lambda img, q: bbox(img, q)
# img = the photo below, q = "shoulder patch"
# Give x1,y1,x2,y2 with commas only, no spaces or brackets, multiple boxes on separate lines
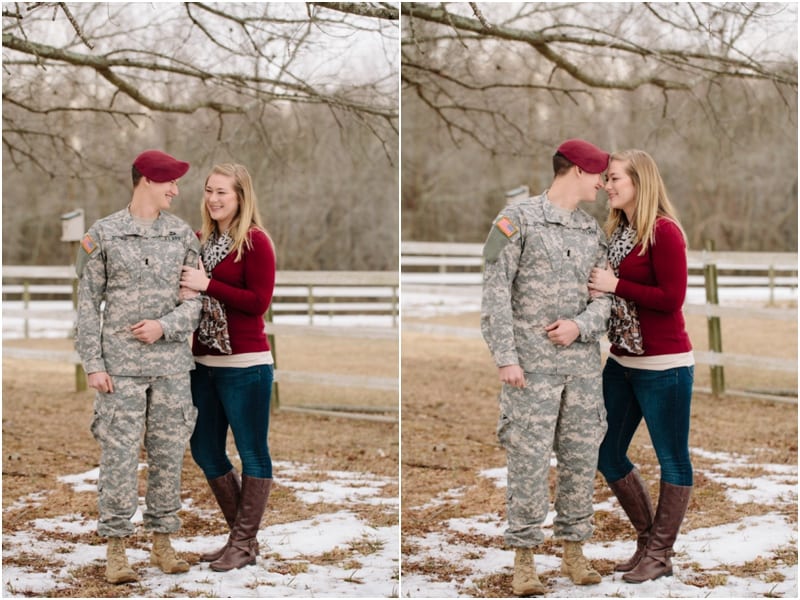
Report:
81,234,98,255
495,216,518,238
483,214,520,262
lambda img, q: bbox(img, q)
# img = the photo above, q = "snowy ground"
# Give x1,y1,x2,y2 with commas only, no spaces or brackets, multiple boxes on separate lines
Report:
2,460,399,598
402,448,798,598
401,281,797,597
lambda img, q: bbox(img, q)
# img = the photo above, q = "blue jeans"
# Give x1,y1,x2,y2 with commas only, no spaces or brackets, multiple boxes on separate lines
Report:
190,363,273,480
597,358,694,486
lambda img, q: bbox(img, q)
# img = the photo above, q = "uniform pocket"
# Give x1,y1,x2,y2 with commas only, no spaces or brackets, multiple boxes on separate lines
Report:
181,400,199,440
103,237,138,287
90,400,116,443
151,240,186,288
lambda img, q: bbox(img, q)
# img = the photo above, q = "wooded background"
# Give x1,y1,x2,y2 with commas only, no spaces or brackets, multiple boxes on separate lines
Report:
2,2,399,269
401,3,798,252
3,3,798,268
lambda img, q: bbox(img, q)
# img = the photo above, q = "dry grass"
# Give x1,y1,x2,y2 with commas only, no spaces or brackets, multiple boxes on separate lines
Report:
400,308,797,592
2,333,398,597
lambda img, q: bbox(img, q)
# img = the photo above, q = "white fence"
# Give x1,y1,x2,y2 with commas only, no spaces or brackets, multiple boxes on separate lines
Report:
401,241,797,402
402,241,797,298
2,266,399,421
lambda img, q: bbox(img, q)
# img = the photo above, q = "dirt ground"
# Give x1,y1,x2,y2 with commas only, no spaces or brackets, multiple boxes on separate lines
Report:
2,307,797,596
1,333,398,597
401,310,797,595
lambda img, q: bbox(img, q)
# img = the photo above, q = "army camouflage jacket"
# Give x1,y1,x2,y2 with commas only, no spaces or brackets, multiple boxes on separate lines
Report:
75,208,202,377
480,192,611,375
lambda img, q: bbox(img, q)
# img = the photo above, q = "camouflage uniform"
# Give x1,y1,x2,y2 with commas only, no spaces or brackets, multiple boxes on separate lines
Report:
76,208,201,538
481,192,611,548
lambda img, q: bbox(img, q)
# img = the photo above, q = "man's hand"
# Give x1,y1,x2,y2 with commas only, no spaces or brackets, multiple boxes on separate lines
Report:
179,286,200,301
87,371,114,393
499,364,526,388
545,319,580,347
131,320,164,344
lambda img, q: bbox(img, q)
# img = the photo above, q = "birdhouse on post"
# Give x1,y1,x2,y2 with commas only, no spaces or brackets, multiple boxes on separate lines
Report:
505,185,530,205
60,209,85,242
61,208,87,392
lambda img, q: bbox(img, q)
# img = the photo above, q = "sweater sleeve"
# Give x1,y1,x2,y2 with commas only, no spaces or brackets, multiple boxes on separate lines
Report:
614,219,688,312
206,229,276,316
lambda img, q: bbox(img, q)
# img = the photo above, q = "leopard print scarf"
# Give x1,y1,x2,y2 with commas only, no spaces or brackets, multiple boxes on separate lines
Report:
607,224,645,355
197,231,233,354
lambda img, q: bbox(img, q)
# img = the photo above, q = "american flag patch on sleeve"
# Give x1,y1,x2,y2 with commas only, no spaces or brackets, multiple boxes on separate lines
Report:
495,216,518,238
81,234,97,255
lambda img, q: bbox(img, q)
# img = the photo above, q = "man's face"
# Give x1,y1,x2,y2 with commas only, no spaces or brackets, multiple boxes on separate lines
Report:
148,179,180,211
579,168,605,203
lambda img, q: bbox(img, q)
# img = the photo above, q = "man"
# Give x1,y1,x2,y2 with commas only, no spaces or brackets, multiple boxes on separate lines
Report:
481,139,612,596
76,150,202,584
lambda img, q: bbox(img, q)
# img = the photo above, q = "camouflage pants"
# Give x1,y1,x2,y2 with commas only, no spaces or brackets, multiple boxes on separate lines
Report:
497,373,607,547
91,373,197,538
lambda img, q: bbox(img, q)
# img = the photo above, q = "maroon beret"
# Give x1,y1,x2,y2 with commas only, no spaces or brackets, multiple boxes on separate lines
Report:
556,139,609,174
133,150,190,183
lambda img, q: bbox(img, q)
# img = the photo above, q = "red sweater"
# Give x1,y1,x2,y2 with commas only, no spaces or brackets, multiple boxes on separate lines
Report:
612,218,692,358
192,228,276,356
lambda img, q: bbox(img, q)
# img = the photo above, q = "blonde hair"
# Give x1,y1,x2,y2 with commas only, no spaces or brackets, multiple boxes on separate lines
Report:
200,163,273,262
604,149,686,255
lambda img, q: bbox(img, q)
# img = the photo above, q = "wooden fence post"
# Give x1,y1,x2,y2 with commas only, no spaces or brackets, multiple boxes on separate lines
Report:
391,285,398,327
768,264,776,307
23,281,30,339
307,284,314,325
72,277,87,392
704,240,725,397
266,305,279,412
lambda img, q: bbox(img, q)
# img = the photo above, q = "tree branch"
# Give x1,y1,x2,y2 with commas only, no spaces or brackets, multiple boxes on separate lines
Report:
308,2,399,21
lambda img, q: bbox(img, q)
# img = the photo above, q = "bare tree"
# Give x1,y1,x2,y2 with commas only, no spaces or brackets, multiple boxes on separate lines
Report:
401,2,797,152
2,3,399,269
400,3,797,251
3,2,399,176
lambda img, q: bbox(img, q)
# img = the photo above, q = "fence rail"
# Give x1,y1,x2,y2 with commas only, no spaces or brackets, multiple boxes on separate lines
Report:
401,242,797,403
401,241,798,290
2,266,399,421
2,267,399,325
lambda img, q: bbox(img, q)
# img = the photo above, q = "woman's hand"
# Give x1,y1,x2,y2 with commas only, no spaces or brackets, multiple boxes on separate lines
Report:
181,257,210,292
588,264,619,294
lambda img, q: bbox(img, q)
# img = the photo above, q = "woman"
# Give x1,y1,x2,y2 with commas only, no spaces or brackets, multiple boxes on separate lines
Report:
180,163,276,572
587,149,694,583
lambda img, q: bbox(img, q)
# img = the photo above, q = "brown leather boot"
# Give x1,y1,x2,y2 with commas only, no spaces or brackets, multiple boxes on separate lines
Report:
200,470,242,562
623,482,692,583
608,468,654,572
210,476,272,572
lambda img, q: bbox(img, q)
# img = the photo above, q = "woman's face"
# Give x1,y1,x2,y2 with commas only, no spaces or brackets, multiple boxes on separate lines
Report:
205,173,239,231
605,159,637,219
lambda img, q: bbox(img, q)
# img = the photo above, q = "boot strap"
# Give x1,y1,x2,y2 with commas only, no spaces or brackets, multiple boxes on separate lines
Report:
643,547,673,565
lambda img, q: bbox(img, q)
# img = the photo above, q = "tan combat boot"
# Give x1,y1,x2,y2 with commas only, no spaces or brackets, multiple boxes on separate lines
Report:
512,547,546,596
561,540,601,585
105,537,139,584
150,532,190,574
